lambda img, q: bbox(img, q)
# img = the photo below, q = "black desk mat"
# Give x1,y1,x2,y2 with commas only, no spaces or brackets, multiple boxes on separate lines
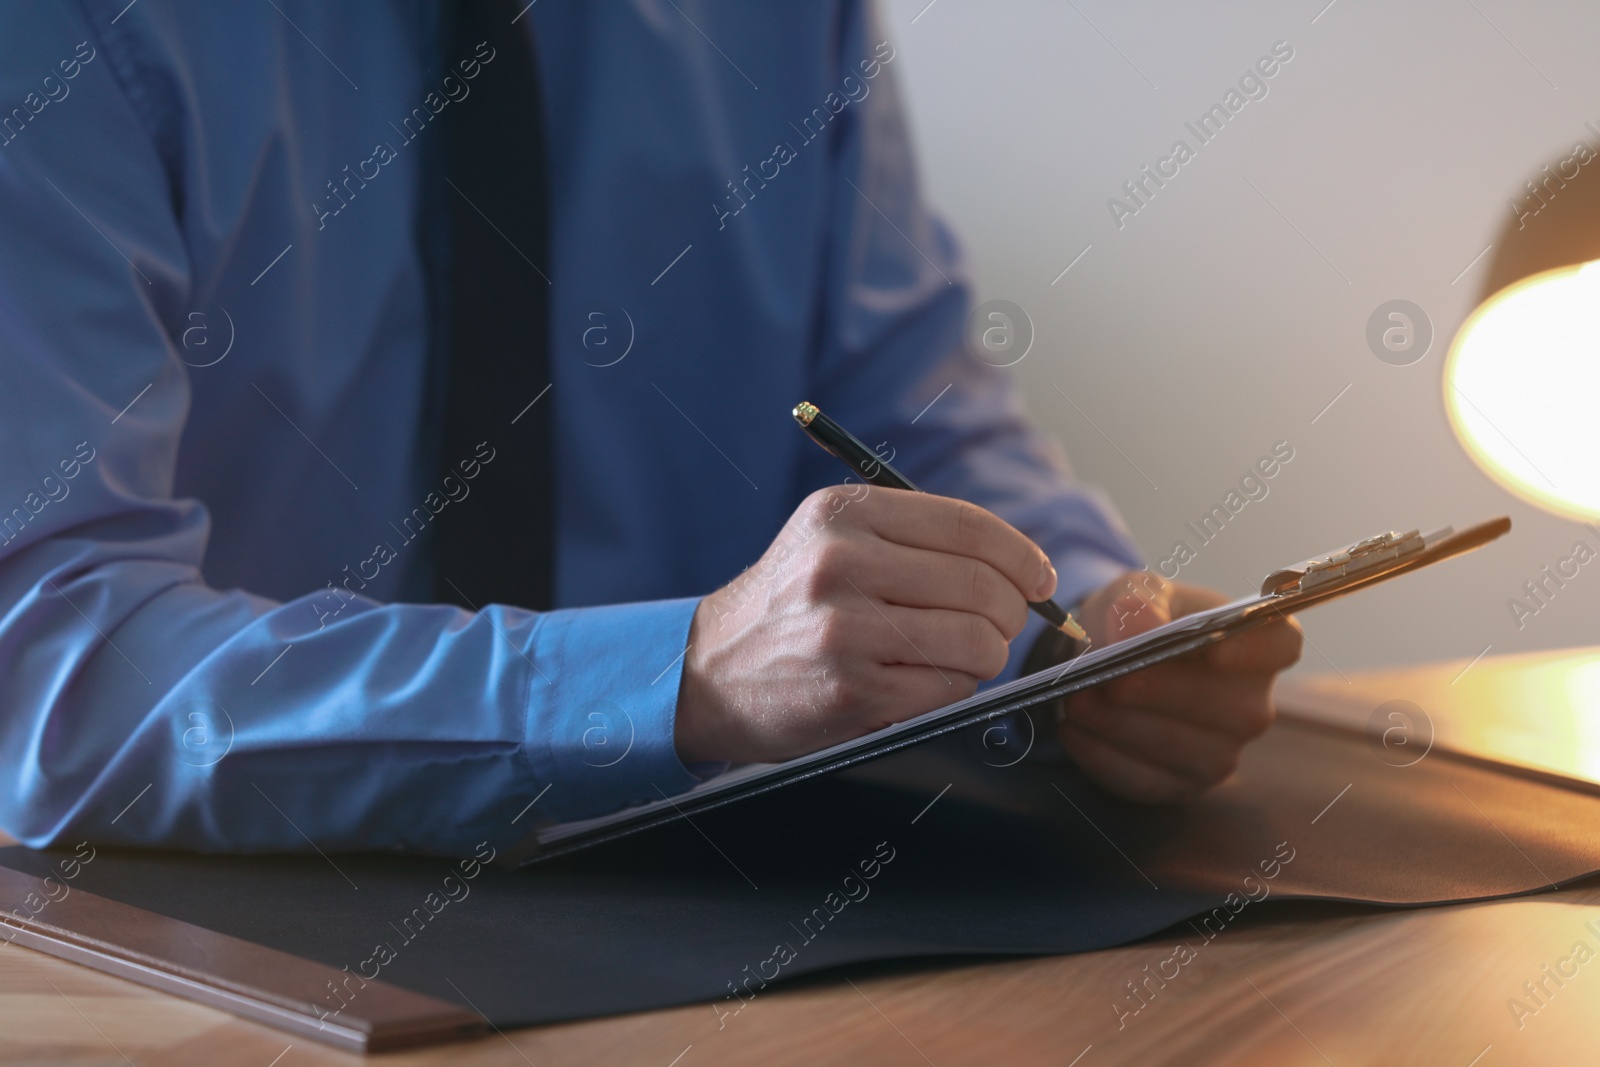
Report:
5,717,1599,1028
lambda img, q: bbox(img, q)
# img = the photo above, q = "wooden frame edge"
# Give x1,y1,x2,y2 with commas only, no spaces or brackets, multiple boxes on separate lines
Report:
0,864,486,1052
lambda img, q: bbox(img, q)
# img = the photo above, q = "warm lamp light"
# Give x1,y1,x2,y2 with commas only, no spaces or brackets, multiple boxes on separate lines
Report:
1444,258,1600,521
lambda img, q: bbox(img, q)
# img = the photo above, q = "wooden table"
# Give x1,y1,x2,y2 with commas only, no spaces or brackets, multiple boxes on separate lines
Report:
8,650,1600,1066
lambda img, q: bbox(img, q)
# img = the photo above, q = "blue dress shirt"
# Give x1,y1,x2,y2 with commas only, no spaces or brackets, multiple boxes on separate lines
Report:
0,0,1141,854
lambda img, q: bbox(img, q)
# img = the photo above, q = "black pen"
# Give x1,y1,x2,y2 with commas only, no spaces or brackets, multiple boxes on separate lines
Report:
792,401,1089,642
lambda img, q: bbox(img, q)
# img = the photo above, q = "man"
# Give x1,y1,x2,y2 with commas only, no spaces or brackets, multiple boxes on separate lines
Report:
0,1,1298,855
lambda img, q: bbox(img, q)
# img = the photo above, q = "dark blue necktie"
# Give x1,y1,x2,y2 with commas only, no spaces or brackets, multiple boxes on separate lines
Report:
433,0,554,612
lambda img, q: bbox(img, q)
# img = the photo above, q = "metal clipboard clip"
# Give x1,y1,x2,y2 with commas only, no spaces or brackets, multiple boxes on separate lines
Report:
1259,528,1434,597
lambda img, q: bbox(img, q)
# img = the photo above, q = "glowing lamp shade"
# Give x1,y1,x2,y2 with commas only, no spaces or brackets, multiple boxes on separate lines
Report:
1444,259,1600,521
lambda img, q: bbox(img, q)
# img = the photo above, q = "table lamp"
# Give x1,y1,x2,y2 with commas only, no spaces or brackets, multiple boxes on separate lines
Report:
1444,150,1600,521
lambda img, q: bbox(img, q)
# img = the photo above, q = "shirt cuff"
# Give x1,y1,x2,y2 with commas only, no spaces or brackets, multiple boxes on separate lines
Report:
524,596,705,825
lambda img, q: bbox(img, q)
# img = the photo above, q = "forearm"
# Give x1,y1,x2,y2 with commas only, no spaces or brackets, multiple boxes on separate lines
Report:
0,531,703,854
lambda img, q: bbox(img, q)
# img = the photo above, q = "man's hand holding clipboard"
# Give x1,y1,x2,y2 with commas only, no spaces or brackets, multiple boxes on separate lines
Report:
1058,573,1303,805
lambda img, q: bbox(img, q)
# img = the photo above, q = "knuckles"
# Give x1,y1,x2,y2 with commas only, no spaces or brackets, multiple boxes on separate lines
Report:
953,559,1030,643
809,664,858,715
764,490,1041,739
791,531,861,604
811,607,861,664
807,535,857,581
944,498,984,558
796,487,866,533
966,615,1010,679
795,488,841,527
961,558,1027,640
1002,597,1030,641
963,555,989,614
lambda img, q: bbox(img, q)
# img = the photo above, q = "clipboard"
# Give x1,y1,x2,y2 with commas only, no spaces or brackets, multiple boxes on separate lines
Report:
510,516,1511,865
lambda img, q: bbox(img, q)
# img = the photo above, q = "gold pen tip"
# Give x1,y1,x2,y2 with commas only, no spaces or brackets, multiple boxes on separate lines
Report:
1059,615,1088,642
792,401,820,427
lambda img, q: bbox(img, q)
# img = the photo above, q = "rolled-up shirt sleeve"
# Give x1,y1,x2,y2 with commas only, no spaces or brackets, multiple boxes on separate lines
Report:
0,3,701,856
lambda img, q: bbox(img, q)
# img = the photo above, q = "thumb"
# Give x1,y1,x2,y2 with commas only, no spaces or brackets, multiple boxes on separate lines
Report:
1091,571,1172,645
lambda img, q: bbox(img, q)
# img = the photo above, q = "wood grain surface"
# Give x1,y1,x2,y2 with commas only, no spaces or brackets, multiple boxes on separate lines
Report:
7,650,1600,1066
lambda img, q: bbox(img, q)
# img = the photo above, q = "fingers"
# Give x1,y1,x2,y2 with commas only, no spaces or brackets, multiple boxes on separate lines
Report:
1206,616,1303,673
869,664,980,725
1057,721,1209,804
781,663,979,761
825,538,1031,641
1062,697,1248,785
1166,582,1230,616
1051,575,1298,805
842,602,1012,681
1104,579,1170,640
1093,661,1278,738
815,663,979,751
850,488,1057,604
1082,570,1172,645
1081,575,1303,676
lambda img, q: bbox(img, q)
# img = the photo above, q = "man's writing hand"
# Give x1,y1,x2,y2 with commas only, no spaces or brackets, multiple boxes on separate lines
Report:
674,486,1056,765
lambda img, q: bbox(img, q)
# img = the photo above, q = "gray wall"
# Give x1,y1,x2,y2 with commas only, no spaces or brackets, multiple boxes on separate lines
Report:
883,0,1600,676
